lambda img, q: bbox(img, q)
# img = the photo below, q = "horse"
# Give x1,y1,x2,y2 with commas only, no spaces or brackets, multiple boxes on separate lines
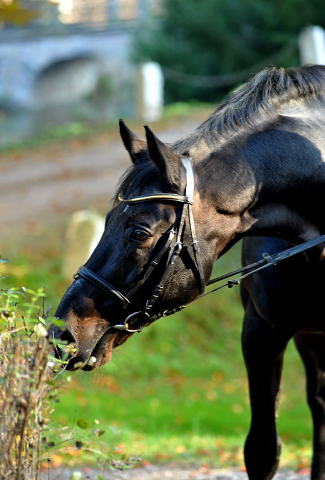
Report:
52,64,325,480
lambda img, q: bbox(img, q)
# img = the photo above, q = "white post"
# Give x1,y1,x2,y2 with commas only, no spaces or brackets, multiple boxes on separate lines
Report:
137,62,164,121
299,26,325,65
62,210,105,281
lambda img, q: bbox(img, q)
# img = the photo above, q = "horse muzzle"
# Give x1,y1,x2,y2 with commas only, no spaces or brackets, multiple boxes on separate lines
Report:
48,313,119,371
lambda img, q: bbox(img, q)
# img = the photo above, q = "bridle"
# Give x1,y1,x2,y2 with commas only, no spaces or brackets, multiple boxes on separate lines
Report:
73,158,206,333
73,156,325,335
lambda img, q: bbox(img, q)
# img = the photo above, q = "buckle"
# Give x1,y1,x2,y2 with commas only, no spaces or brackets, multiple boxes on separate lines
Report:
262,252,276,265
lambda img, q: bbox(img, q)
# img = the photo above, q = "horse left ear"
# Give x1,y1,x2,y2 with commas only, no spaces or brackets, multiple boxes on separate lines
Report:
119,119,147,164
144,125,184,189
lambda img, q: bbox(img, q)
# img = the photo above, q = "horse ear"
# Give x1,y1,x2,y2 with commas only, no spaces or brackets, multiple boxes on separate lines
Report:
144,125,184,189
119,119,147,164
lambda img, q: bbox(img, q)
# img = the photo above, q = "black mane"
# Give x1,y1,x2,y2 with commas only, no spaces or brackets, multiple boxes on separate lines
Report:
172,65,325,152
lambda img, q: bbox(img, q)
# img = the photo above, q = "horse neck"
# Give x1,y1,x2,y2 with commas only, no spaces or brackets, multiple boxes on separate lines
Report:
195,124,325,248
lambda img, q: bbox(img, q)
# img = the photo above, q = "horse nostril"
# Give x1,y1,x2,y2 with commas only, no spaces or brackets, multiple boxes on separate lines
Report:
48,325,76,361
60,328,76,345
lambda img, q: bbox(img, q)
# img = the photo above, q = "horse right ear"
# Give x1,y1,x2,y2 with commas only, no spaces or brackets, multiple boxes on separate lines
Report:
144,125,185,190
119,119,147,164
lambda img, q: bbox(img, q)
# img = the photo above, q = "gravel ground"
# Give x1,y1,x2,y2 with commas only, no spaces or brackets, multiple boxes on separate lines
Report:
0,117,202,242
41,465,309,480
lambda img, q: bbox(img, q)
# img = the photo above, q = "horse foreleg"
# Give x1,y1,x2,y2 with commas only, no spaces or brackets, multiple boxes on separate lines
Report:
242,301,288,480
294,331,325,480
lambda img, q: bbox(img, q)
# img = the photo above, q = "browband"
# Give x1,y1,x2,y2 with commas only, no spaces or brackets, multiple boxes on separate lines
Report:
118,193,193,204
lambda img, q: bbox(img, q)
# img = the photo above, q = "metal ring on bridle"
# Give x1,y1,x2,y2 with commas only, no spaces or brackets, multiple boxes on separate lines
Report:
113,311,144,332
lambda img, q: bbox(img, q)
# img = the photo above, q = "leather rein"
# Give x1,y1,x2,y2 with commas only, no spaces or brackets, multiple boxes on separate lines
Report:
73,157,325,333
73,158,205,333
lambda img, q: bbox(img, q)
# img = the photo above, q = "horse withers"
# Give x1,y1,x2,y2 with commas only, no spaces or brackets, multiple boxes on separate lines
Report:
51,65,325,480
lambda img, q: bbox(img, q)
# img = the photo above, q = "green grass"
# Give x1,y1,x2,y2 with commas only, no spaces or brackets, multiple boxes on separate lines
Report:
0,238,313,471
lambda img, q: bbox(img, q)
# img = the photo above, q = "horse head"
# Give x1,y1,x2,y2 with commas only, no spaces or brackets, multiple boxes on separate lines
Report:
51,121,219,370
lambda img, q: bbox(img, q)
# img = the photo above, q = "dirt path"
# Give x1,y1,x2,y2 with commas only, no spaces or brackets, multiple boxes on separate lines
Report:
41,465,309,480
43,465,308,480
0,118,200,249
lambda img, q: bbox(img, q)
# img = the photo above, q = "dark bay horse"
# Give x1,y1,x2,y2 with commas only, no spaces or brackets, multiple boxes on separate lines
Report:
53,65,325,480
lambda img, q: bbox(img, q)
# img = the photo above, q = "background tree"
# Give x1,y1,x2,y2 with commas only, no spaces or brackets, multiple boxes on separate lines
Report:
0,0,59,28
134,0,325,103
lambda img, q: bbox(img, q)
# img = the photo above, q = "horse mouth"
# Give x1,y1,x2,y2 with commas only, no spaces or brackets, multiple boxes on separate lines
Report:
49,309,135,371
60,325,131,371
57,327,113,371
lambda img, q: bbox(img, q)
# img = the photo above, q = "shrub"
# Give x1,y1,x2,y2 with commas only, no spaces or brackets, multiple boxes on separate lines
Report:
0,256,140,478
0,256,66,479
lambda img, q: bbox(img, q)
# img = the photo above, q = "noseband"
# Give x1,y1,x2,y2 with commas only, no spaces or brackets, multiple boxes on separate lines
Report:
73,158,206,333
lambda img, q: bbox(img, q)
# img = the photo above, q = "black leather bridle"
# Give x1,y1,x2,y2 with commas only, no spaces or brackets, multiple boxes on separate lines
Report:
73,158,206,333
72,154,325,336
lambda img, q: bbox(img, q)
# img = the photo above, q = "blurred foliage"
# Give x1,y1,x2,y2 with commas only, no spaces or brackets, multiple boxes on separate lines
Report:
0,1,38,25
0,0,59,28
0,259,141,477
0,275,60,479
134,0,325,102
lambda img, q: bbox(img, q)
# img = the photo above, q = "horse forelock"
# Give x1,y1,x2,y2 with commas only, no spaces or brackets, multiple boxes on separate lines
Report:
113,157,158,204
172,65,325,152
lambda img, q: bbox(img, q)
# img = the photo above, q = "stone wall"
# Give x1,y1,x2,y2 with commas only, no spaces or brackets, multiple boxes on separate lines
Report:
0,28,134,109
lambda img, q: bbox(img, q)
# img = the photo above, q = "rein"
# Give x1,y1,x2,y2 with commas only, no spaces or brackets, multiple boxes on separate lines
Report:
73,157,325,334
201,233,325,297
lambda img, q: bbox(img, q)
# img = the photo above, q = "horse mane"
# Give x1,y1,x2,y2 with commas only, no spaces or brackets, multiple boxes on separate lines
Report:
113,158,157,204
172,64,325,151
114,65,325,197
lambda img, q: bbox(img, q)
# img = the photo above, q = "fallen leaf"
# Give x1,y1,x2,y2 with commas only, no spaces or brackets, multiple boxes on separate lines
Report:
174,445,186,454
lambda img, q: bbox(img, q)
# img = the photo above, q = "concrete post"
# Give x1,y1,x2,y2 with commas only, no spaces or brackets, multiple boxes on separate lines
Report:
137,61,164,122
299,26,325,65
62,210,105,281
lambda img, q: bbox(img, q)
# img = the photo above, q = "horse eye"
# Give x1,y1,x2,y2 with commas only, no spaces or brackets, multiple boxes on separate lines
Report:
133,230,149,242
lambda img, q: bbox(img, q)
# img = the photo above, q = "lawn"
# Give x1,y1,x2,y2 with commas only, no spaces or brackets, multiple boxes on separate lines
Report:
1,233,313,472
